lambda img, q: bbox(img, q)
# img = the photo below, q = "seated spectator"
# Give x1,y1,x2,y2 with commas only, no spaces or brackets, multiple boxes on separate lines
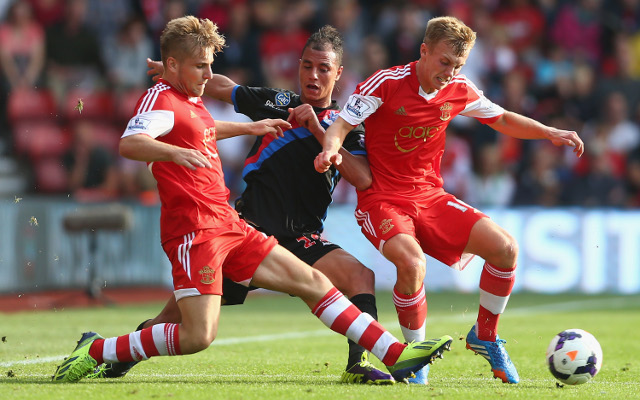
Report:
625,149,640,207
257,1,310,90
602,91,640,158
103,16,153,92
118,157,159,205
441,127,473,201
63,120,118,202
0,1,45,90
85,0,134,49
384,2,428,67
45,0,107,106
197,0,234,33
566,145,627,207
467,143,516,208
492,0,545,58
25,0,64,28
580,91,639,179
550,0,603,66
511,141,566,206
0,1,45,146
207,2,263,86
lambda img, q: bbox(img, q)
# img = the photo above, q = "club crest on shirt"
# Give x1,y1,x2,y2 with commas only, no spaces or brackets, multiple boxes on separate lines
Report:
275,92,291,106
199,266,216,284
379,218,394,235
322,110,339,125
439,102,452,121
128,116,151,130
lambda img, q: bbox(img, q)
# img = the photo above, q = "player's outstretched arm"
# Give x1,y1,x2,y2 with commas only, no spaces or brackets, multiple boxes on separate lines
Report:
288,105,371,190
314,117,355,173
120,134,212,170
334,153,371,191
146,58,236,104
216,119,290,140
489,111,584,157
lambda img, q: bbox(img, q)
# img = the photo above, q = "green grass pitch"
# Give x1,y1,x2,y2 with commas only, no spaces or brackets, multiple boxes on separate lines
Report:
1,291,639,400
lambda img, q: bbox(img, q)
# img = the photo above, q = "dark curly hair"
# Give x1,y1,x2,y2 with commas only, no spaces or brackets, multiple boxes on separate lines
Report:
302,25,344,66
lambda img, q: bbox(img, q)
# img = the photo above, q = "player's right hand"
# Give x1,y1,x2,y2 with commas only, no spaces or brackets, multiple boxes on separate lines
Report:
146,58,164,82
314,151,342,173
172,148,212,170
288,105,325,143
287,105,321,129
250,118,290,138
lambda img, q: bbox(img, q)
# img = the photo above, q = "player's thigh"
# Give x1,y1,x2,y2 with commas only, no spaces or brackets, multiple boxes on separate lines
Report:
222,221,277,286
311,248,375,296
250,245,333,306
464,217,518,266
381,233,426,270
176,294,222,347
414,195,485,269
163,231,228,297
355,201,416,253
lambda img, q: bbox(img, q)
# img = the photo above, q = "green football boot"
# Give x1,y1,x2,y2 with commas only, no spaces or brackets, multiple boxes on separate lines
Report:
52,332,103,383
386,335,453,382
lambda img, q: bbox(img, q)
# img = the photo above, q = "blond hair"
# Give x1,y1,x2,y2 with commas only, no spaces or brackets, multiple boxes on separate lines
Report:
423,16,476,57
160,16,225,64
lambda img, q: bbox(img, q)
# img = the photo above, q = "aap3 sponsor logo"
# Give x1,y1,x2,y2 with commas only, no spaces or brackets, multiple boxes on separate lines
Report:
394,125,440,153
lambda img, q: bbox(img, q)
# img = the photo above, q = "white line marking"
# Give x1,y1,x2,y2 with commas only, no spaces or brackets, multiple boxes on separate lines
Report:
1,297,634,368
8,372,640,386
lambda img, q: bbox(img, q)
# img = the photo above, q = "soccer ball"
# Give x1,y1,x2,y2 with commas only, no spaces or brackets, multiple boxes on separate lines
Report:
546,328,603,385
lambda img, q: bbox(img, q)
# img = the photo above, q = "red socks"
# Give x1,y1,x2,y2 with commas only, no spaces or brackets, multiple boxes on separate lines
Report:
477,263,516,341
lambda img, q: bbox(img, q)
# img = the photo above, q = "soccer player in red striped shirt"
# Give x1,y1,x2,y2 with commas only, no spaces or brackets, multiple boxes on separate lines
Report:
52,16,453,384
315,16,584,384
93,26,397,385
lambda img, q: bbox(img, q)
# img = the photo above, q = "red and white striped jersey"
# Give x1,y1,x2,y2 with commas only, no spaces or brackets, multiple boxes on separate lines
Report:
339,61,504,203
122,79,237,244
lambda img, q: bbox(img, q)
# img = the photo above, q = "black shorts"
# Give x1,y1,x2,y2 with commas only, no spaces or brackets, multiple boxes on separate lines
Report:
221,232,341,305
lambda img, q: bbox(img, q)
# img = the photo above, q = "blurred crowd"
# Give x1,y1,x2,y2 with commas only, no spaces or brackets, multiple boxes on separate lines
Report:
1,0,640,208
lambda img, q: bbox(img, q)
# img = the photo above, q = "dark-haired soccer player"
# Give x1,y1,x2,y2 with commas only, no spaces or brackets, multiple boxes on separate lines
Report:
53,16,454,384
88,25,415,385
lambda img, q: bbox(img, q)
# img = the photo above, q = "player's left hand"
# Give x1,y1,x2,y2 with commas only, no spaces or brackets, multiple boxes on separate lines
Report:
250,119,290,138
546,128,584,157
146,58,164,82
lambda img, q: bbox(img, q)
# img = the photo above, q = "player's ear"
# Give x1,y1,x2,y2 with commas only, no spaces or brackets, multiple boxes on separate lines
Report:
420,43,428,58
167,57,178,73
335,65,343,82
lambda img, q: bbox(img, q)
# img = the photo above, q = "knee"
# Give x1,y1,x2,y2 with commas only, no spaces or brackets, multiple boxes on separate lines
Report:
192,331,217,353
182,327,217,353
337,266,375,297
393,254,426,281
497,233,518,269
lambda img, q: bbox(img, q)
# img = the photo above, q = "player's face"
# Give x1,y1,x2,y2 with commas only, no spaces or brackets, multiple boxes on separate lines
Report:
171,48,214,98
416,41,468,94
298,47,343,108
